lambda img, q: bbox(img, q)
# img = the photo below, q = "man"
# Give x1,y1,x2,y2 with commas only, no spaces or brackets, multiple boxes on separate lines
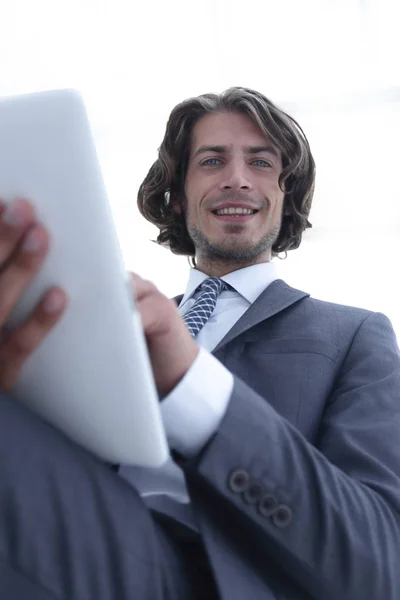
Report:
0,87,399,599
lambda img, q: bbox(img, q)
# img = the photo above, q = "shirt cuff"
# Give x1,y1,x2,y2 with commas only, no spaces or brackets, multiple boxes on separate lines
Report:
160,347,234,457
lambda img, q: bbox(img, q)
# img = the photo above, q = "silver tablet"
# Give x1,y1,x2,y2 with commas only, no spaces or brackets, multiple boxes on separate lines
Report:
0,89,168,467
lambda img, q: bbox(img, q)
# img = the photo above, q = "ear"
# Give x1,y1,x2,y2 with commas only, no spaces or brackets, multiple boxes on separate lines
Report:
165,190,182,214
283,205,292,216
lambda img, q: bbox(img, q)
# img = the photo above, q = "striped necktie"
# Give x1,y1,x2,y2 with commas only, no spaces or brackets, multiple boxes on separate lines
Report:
183,277,228,337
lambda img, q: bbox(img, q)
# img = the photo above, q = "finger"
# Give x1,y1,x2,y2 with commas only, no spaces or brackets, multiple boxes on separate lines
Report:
0,288,67,392
0,224,49,327
0,198,36,266
136,293,177,337
130,273,160,303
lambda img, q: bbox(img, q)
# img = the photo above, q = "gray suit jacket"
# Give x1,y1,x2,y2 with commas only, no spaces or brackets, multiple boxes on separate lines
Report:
174,279,400,599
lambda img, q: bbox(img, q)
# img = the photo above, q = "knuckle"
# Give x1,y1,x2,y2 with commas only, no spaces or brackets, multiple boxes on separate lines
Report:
144,279,158,293
12,249,45,271
7,328,39,357
0,226,20,245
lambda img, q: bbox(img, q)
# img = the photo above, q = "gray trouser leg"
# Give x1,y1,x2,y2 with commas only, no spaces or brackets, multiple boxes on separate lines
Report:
0,393,195,600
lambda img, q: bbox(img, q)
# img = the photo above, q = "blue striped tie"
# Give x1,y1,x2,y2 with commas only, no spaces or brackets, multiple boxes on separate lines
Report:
183,278,228,337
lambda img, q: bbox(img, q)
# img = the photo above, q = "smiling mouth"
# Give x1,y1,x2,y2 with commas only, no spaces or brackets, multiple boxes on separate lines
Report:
212,207,259,216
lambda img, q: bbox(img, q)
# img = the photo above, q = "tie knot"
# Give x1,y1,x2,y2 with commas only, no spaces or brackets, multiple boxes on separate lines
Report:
199,277,228,295
182,277,229,338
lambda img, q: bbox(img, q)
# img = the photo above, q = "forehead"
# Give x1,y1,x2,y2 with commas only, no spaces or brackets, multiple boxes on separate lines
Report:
190,111,273,152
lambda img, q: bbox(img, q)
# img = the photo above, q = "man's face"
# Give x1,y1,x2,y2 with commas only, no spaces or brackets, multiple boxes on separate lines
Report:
183,111,285,270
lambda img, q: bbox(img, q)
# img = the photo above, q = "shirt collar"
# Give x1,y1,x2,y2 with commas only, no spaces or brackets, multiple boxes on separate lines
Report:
179,261,279,307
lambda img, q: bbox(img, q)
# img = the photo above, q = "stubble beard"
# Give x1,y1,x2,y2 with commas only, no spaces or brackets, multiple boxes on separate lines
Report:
187,221,282,263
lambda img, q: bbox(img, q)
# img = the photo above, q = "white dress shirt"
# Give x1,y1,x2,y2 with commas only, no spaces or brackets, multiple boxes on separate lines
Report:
120,261,278,507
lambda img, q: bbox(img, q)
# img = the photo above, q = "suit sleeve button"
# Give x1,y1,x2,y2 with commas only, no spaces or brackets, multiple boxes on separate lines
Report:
272,504,292,528
258,494,278,517
243,483,263,504
228,469,250,493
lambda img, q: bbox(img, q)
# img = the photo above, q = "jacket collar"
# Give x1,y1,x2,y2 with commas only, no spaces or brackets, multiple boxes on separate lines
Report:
174,279,309,352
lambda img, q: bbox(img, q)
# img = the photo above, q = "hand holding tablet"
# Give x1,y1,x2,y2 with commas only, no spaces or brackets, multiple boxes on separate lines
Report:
0,197,67,392
0,89,168,467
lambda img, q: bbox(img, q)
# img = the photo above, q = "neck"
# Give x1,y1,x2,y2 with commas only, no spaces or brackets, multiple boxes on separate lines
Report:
195,254,271,278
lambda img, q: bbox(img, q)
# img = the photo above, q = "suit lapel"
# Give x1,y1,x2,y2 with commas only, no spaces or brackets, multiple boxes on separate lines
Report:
212,279,309,352
174,279,309,353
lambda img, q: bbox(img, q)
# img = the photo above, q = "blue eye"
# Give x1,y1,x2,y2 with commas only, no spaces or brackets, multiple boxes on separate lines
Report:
252,159,271,168
202,158,222,166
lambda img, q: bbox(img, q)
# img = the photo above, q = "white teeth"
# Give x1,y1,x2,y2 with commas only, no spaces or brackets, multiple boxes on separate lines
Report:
215,207,255,215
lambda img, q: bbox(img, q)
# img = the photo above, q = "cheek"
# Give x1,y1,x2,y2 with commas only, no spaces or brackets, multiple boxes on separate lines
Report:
183,199,201,229
268,192,285,222
184,187,209,220
186,169,217,204
270,182,285,206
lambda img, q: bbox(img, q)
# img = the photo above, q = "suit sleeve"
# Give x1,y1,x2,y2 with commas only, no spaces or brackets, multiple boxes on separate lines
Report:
181,312,400,600
161,347,234,456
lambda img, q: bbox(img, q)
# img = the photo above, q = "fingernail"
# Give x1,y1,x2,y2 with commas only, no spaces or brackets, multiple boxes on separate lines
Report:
43,290,65,313
2,200,27,227
21,228,44,252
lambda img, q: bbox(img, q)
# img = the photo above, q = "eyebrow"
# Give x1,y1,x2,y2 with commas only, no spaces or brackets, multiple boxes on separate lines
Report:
193,144,280,158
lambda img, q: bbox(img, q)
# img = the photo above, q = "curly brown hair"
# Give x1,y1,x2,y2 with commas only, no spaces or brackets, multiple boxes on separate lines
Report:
137,86,315,259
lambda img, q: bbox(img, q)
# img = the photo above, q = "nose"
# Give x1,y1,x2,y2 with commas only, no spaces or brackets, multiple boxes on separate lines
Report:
219,162,253,193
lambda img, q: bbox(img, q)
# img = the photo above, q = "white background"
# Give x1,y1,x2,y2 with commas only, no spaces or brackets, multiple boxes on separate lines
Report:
1,0,399,338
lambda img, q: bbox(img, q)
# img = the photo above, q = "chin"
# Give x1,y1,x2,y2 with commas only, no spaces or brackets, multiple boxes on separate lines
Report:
207,243,266,262
189,225,272,261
